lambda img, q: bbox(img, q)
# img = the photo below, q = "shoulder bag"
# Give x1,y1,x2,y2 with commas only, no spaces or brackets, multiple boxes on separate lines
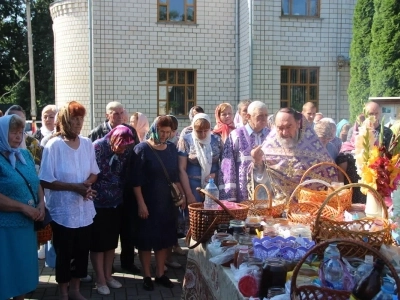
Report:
146,142,184,207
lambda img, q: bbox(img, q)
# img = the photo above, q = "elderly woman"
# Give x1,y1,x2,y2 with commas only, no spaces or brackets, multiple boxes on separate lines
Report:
34,104,58,142
130,112,149,142
133,116,184,291
336,119,351,143
5,105,42,167
179,105,204,137
314,118,337,160
39,101,100,300
213,103,235,143
178,113,223,204
0,115,45,300
90,125,134,295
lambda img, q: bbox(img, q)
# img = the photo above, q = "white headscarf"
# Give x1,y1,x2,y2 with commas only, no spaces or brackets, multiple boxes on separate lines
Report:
191,113,212,187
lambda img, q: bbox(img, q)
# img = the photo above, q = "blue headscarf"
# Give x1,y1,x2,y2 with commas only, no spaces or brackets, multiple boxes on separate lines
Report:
0,115,27,168
145,116,164,144
336,119,350,137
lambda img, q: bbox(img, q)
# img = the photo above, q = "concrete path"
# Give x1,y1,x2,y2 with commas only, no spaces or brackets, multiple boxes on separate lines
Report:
26,240,188,300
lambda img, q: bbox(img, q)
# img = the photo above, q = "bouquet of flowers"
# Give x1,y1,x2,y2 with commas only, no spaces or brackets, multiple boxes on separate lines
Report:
354,116,400,197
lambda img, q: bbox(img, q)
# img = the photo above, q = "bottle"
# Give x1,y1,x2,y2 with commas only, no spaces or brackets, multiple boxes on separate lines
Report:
350,258,385,300
236,248,249,269
371,282,395,300
323,243,341,262
354,255,374,284
204,178,219,210
323,256,344,290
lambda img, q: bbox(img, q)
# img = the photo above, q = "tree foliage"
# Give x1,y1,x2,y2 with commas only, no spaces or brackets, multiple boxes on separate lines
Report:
348,0,375,122
369,0,400,97
0,0,54,119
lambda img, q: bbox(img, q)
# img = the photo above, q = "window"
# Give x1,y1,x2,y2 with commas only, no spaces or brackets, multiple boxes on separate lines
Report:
158,0,196,22
158,69,196,116
281,0,319,17
280,67,319,111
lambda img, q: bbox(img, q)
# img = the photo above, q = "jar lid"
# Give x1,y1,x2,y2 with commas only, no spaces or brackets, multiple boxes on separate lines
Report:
230,219,245,226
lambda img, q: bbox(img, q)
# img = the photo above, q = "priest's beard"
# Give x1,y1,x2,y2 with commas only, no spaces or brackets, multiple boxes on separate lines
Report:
278,132,299,149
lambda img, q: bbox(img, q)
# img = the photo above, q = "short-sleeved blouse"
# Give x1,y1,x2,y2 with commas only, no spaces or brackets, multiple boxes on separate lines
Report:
177,133,222,177
39,136,100,228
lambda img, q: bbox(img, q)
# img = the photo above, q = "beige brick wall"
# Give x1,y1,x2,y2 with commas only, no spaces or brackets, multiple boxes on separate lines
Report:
51,0,356,134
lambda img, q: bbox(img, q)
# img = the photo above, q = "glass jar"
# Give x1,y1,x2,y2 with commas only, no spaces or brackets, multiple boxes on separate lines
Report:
259,258,288,299
217,223,229,233
228,219,246,240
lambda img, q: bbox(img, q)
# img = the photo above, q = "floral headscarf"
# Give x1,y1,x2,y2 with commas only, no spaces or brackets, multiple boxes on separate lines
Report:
213,103,235,142
0,115,27,168
105,125,134,152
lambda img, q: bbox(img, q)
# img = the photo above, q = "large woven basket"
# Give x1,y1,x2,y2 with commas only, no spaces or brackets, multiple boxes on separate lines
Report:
241,184,285,217
187,188,248,248
37,224,52,244
312,183,392,258
285,179,341,225
290,238,400,300
298,162,352,213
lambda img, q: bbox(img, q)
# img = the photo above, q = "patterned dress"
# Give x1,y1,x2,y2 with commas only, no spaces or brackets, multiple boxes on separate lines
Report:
219,125,270,202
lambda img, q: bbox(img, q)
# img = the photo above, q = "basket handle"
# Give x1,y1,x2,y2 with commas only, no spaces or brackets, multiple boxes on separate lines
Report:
300,161,353,186
252,184,274,210
285,179,334,211
185,216,220,249
196,187,236,219
290,238,400,299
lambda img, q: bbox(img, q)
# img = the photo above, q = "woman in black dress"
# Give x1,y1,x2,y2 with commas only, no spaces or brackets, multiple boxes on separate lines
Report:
133,116,185,291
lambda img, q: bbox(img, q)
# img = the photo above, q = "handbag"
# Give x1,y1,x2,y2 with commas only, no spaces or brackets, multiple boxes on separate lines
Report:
0,152,51,230
146,142,184,206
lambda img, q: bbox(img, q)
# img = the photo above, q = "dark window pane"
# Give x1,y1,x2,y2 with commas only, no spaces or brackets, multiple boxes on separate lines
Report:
281,68,288,83
187,86,194,100
282,0,289,15
168,86,185,115
292,0,306,15
169,0,184,21
290,69,297,83
159,70,167,84
178,71,185,84
300,69,307,84
310,86,318,100
310,69,318,84
290,86,306,111
159,6,167,21
188,101,195,110
281,86,288,100
168,71,176,84
187,71,195,84
187,7,194,21
280,101,288,108
310,0,318,16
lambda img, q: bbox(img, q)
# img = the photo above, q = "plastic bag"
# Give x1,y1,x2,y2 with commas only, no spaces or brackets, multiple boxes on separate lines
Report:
209,246,236,265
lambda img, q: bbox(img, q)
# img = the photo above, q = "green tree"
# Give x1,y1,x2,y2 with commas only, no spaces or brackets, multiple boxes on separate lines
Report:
369,0,400,97
0,0,54,119
348,0,375,122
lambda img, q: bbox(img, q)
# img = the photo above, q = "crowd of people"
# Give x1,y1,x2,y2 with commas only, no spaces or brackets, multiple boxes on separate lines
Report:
0,99,397,300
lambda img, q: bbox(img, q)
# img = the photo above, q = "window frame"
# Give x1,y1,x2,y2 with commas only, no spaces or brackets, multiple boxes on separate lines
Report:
280,66,319,111
281,0,320,18
157,69,197,117
157,0,196,23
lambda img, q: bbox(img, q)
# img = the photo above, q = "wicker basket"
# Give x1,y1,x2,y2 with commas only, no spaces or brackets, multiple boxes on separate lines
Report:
285,180,341,225
298,162,352,213
313,183,392,258
241,184,285,217
290,238,400,300
187,188,248,248
37,224,52,244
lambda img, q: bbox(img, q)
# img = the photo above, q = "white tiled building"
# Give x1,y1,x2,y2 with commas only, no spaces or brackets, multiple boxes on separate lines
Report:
50,0,355,135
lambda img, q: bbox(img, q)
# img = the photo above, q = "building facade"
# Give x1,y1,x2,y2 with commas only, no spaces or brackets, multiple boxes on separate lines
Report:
50,0,355,135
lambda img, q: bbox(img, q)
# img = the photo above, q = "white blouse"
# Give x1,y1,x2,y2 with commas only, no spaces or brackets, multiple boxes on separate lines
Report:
39,136,100,228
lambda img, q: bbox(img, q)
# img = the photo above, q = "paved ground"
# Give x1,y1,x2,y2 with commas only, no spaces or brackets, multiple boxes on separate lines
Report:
26,239,188,300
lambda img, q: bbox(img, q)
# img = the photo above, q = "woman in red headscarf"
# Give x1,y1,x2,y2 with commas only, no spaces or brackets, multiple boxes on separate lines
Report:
213,103,236,143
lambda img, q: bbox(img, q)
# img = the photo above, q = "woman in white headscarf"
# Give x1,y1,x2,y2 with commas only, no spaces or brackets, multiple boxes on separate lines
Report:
178,113,223,204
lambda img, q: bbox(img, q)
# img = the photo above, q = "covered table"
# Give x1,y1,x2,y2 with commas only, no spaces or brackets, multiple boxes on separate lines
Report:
181,240,247,300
